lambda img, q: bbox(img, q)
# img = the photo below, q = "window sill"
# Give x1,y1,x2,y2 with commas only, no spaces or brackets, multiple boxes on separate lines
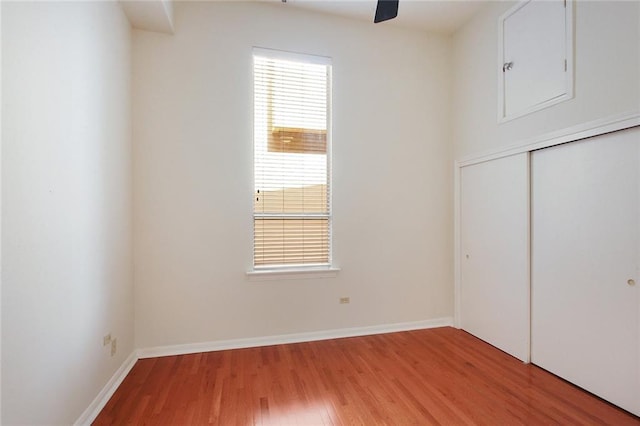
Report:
246,266,340,281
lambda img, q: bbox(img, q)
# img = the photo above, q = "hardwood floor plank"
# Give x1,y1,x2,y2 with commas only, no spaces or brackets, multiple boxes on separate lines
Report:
93,328,640,425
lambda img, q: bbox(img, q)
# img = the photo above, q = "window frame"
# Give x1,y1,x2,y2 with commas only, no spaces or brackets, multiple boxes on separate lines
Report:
250,47,336,275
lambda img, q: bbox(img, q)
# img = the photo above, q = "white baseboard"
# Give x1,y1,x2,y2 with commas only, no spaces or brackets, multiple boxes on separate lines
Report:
75,317,452,424
137,317,454,359
74,351,138,426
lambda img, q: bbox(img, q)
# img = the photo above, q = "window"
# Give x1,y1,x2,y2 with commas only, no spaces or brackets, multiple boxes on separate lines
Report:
253,48,332,269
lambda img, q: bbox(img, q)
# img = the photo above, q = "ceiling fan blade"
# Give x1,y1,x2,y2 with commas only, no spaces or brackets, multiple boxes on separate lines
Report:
374,0,399,23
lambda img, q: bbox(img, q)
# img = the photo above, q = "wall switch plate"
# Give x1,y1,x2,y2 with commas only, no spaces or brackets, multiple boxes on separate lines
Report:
103,334,111,346
111,338,117,356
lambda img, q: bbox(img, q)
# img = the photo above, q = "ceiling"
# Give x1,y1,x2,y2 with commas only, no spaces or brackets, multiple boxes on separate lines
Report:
126,0,490,35
272,0,490,34
120,0,175,34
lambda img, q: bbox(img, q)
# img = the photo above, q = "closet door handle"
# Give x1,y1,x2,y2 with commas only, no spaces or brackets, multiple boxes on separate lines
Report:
628,279,636,286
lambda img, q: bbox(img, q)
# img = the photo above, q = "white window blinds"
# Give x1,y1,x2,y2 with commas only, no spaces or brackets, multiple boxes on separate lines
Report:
253,49,332,268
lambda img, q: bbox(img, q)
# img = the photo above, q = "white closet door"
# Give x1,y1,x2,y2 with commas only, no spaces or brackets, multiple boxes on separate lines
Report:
531,127,640,416
460,153,530,362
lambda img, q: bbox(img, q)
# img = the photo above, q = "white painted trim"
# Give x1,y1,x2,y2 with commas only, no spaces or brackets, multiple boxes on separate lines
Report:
453,163,462,329
501,95,573,125
138,317,454,359
74,351,138,426
524,151,532,364
0,1,3,419
497,0,575,123
459,111,640,167
247,266,340,281
253,47,332,65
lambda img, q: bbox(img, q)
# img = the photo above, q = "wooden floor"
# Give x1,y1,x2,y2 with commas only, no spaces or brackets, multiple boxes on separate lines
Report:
94,327,639,425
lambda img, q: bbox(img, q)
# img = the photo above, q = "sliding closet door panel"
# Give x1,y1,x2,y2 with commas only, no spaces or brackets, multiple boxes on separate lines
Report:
460,153,530,362
531,127,640,416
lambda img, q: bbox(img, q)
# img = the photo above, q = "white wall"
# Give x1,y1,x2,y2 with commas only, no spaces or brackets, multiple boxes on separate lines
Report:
452,0,640,160
0,1,3,421
2,2,133,424
133,1,453,349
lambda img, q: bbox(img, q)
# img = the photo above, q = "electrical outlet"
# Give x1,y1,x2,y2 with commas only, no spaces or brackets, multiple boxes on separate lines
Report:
103,333,111,346
339,297,350,304
111,338,117,356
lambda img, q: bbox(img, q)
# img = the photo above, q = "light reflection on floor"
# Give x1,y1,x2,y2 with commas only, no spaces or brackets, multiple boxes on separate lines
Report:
254,399,337,425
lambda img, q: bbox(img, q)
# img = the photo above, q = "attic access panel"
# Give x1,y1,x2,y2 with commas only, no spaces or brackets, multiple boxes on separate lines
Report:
498,0,574,122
